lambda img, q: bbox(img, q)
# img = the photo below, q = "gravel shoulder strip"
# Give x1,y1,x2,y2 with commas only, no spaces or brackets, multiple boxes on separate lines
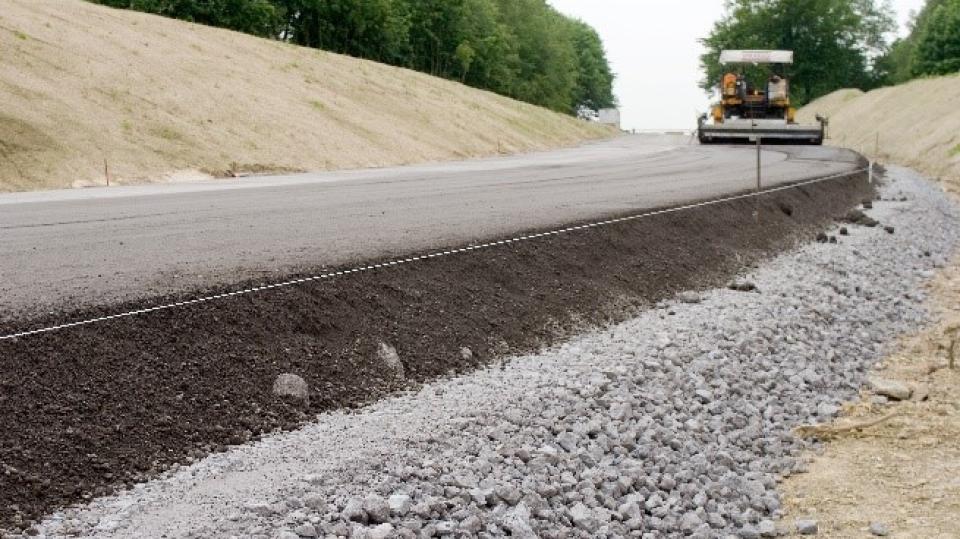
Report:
21,167,959,538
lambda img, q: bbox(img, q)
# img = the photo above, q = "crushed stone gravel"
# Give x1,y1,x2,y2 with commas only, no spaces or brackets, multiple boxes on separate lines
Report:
25,166,959,538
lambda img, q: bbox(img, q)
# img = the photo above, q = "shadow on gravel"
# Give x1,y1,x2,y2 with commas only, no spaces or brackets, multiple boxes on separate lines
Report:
0,171,872,531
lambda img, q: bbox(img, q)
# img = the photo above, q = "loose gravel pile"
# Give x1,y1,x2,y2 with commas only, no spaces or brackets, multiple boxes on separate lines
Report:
28,167,959,538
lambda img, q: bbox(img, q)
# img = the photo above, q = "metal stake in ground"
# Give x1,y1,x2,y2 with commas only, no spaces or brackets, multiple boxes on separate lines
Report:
754,136,762,222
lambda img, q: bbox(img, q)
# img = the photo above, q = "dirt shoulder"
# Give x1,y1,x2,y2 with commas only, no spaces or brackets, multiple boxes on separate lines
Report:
0,0,611,192
780,252,960,538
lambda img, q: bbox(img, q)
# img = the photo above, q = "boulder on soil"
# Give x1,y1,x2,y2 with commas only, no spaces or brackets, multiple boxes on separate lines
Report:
272,374,309,402
378,342,405,379
868,377,912,401
842,209,879,227
729,280,758,292
796,519,819,535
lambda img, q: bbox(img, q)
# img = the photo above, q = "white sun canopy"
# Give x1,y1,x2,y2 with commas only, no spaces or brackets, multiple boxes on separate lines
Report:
720,50,794,65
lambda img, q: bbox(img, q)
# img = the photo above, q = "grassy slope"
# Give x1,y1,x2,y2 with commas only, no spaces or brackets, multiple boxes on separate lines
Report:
0,0,613,192
798,74,960,192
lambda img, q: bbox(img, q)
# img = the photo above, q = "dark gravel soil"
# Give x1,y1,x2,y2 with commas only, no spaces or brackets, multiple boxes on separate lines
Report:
0,172,872,532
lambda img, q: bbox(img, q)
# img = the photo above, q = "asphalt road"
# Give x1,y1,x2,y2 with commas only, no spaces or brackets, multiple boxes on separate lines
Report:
0,135,860,320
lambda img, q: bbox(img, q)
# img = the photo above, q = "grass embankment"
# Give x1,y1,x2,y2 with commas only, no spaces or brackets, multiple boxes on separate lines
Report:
798,75,960,192
0,0,612,192
784,77,960,537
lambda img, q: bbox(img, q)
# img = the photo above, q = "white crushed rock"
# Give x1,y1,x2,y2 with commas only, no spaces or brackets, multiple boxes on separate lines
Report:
32,166,959,538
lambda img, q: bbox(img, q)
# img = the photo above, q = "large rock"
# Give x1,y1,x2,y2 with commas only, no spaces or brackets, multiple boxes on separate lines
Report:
378,342,405,379
868,377,912,401
272,373,309,402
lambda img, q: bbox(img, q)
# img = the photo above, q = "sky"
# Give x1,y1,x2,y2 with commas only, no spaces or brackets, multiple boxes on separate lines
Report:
548,0,927,131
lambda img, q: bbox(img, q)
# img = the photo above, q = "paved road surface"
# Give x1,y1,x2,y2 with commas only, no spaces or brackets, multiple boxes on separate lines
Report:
0,135,860,319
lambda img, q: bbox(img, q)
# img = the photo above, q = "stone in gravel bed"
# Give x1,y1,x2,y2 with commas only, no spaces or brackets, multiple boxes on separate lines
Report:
293,523,317,537
387,494,411,516
342,498,366,522
362,494,390,524
568,502,596,529
757,519,777,536
869,522,890,536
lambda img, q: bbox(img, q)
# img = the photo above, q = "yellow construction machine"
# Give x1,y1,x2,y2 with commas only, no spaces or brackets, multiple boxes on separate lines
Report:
698,50,826,145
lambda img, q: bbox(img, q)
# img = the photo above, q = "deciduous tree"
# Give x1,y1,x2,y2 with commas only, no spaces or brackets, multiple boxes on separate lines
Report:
700,0,895,105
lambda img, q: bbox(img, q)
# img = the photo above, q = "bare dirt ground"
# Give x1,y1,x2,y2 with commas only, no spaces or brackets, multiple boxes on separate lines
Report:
780,254,960,538
0,0,611,192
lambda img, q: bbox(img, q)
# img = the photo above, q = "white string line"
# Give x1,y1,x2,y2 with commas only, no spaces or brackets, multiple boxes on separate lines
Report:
0,168,867,342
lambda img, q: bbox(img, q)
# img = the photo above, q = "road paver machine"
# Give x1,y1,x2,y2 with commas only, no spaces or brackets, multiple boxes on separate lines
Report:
698,50,826,145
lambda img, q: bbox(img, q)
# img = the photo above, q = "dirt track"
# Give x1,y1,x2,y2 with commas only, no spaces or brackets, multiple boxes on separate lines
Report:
0,170,872,531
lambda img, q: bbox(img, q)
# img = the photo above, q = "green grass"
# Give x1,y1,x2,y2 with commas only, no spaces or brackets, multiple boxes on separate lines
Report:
949,143,960,158
309,99,326,111
14,30,28,40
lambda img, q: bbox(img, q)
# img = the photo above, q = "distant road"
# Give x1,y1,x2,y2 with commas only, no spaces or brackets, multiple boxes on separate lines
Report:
0,135,860,319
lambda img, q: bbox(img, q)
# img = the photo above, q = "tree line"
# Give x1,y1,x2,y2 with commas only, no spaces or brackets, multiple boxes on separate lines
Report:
881,0,960,84
700,0,960,107
90,0,616,114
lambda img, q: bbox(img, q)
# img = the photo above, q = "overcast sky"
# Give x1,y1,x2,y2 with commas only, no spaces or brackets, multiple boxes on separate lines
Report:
548,0,926,131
